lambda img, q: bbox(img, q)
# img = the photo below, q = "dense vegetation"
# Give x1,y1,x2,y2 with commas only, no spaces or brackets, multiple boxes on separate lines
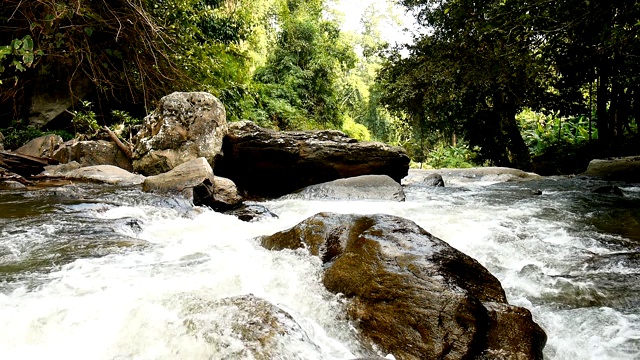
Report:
379,0,640,171
1,0,638,172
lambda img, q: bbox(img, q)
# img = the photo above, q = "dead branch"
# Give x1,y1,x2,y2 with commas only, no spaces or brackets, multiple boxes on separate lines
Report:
103,126,133,159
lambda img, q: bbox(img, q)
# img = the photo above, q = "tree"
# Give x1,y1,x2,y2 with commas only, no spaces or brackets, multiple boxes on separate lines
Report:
249,0,357,130
379,0,555,168
533,0,640,150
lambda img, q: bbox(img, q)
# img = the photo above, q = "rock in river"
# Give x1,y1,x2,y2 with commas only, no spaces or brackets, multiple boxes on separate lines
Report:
133,92,227,176
259,212,546,360
215,120,410,197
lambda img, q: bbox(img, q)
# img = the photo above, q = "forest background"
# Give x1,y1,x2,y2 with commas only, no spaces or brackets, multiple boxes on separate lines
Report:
1,0,638,174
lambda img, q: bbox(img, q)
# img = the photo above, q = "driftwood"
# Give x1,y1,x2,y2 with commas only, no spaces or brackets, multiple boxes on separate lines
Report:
103,126,133,159
0,167,34,186
0,150,59,178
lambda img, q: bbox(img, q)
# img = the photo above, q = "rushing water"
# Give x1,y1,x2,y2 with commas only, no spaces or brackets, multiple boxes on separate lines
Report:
0,176,638,359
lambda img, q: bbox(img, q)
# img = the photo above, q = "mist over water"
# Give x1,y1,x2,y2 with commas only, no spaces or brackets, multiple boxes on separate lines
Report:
0,178,638,359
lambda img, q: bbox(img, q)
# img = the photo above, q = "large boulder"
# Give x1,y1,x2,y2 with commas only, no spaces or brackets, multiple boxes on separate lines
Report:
53,139,133,171
143,157,242,210
259,213,546,360
285,175,406,201
15,134,63,158
215,121,410,197
581,156,640,183
132,92,227,176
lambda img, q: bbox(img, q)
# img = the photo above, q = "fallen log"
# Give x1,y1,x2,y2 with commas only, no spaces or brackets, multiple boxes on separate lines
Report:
0,167,34,186
0,150,59,178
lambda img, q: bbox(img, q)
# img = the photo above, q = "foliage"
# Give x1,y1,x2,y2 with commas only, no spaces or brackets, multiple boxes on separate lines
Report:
421,142,477,169
379,0,556,169
383,0,640,169
109,109,142,141
0,0,191,119
517,109,596,157
0,119,72,150
249,0,357,130
70,101,99,136
341,115,371,141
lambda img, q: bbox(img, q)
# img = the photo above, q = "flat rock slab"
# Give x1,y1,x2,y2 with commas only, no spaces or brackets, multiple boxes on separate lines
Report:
403,167,541,186
581,156,640,183
55,165,145,186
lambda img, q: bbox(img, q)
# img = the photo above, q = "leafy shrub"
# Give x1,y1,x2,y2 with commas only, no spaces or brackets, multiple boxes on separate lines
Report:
70,101,99,136
341,116,371,141
517,108,595,157
421,142,478,169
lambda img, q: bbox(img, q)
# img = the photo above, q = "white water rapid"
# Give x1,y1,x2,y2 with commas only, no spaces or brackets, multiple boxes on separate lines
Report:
0,178,638,359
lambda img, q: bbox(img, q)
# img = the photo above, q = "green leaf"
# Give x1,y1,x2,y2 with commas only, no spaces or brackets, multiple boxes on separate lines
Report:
84,27,94,37
22,36,34,51
22,53,34,66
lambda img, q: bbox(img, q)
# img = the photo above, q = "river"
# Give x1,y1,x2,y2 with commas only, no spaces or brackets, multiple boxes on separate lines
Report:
0,175,638,359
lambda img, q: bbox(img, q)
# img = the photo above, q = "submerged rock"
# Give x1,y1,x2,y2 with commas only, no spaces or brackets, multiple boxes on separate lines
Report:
215,120,410,197
224,203,279,222
260,213,546,360
592,185,624,196
286,175,405,201
133,92,227,176
179,294,316,359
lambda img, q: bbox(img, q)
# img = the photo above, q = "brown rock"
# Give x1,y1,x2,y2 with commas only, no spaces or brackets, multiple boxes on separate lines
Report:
61,165,145,186
15,134,63,158
483,302,547,360
260,213,545,360
143,158,242,210
132,92,227,176
215,121,410,197
53,140,133,171
581,156,640,182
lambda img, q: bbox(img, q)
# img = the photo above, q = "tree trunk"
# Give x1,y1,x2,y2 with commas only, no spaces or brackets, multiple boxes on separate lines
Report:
596,68,611,147
494,92,531,170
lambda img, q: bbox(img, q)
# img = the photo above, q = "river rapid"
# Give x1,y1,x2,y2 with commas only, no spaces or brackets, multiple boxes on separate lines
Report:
0,175,638,359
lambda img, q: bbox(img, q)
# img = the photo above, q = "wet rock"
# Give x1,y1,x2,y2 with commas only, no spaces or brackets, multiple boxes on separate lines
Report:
215,120,409,197
59,165,145,186
531,189,543,196
286,175,405,201
259,213,545,359
483,302,547,360
403,168,541,186
0,131,4,150
133,92,227,176
53,139,133,171
592,185,624,196
0,180,26,190
422,173,445,187
224,203,279,222
15,134,63,158
179,294,315,359
582,156,640,183
143,157,242,210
